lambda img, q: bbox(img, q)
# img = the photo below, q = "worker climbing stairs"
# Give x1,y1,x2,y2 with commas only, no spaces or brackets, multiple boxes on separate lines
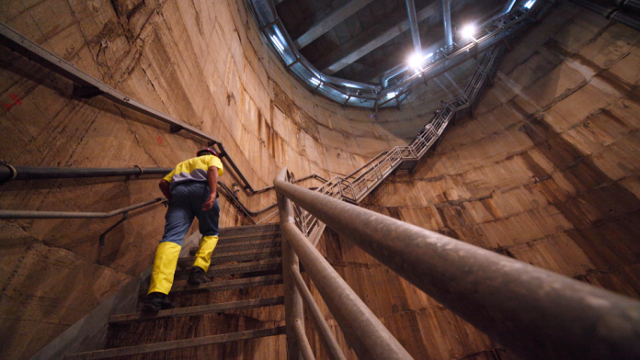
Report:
66,223,287,359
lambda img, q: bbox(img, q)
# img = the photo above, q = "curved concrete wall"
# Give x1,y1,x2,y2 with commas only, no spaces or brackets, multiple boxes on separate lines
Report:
0,0,414,357
312,3,640,359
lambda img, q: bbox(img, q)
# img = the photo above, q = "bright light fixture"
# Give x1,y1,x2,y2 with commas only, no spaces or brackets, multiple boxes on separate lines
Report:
408,53,423,69
271,36,284,52
524,0,536,9
460,24,476,39
388,92,398,98
310,77,321,86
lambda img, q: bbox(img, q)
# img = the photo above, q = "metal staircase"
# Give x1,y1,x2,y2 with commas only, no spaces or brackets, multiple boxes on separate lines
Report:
294,46,503,242
62,44,507,360
66,223,287,359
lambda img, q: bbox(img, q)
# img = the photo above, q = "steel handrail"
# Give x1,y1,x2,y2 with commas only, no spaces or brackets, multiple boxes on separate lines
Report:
276,168,414,360
0,20,500,227
0,197,165,219
274,176,640,360
0,21,327,197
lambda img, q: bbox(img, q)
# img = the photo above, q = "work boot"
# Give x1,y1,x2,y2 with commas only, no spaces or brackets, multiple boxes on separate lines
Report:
141,292,175,313
187,266,210,285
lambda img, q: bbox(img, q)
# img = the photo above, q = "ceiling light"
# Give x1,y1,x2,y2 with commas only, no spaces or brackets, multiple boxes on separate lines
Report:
460,24,477,40
408,53,423,69
310,77,321,86
524,0,536,9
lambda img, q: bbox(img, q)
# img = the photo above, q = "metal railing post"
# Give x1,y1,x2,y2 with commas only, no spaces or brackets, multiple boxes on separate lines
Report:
275,169,414,360
274,179,640,360
291,267,347,360
276,168,304,360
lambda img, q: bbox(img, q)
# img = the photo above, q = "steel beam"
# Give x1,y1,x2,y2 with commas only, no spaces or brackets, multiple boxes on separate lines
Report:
405,0,422,55
318,2,440,75
294,0,374,49
273,179,640,360
442,0,454,51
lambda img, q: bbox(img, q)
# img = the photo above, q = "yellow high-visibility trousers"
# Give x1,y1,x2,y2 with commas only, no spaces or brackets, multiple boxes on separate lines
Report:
148,242,182,295
193,235,219,272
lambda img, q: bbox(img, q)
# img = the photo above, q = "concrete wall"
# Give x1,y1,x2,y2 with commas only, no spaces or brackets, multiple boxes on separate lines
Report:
0,0,410,358
308,3,640,359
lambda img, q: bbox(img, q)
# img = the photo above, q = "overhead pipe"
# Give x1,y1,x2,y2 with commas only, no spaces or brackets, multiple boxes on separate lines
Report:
274,179,640,360
405,0,423,55
570,0,640,31
442,0,454,52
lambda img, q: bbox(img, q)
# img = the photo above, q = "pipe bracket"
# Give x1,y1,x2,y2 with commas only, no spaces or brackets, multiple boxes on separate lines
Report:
0,161,17,183
99,212,129,246
133,165,144,177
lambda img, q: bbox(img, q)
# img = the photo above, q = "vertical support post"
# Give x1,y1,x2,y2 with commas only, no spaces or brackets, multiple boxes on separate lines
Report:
405,0,422,55
442,0,454,52
277,168,304,360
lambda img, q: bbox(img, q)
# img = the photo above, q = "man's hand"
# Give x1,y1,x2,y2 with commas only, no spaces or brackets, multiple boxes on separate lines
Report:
202,192,217,211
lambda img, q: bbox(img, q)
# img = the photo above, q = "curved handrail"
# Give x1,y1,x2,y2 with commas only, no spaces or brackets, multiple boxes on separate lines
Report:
276,167,412,360
274,173,640,360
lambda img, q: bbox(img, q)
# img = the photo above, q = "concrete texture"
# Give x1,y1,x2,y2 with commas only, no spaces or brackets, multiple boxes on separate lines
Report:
1,0,639,359
305,3,640,359
0,0,410,358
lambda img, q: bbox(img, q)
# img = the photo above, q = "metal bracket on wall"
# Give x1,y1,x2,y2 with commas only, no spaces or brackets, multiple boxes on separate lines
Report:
170,125,184,134
72,83,104,99
99,212,129,246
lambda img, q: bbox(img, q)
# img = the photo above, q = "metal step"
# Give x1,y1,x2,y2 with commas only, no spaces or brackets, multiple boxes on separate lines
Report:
218,223,279,237
65,326,286,359
171,274,283,294
178,247,282,268
217,231,281,244
214,239,282,254
174,258,282,280
110,296,284,323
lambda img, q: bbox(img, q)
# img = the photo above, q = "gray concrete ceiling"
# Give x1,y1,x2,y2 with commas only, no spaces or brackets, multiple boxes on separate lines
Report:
276,0,506,84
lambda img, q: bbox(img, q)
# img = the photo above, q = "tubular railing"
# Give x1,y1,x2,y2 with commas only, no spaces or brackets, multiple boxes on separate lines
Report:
274,170,640,360
276,168,413,360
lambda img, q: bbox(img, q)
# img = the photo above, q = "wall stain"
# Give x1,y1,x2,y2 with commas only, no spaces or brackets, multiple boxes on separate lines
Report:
386,207,403,221
599,109,628,129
